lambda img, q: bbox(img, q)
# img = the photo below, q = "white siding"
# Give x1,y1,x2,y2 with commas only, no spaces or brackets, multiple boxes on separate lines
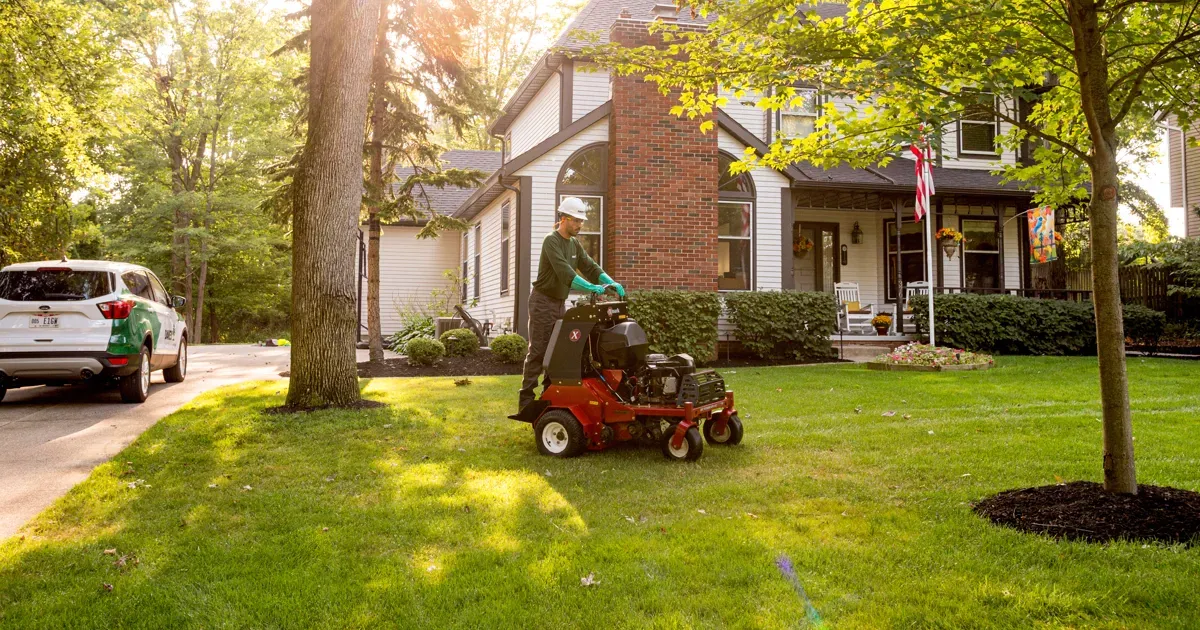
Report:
469,193,518,335
1003,211,1021,290
573,64,610,122
720,87,767,140
718,129,787,291
514,118,610,291
369,226,459,336
509,73,561,159
789,210,889,307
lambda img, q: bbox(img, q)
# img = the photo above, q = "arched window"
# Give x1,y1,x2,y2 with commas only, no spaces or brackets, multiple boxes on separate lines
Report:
557,143,608,264
718,152,755,290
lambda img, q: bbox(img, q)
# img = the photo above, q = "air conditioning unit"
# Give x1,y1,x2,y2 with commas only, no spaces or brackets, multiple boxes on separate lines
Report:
435,317,463,339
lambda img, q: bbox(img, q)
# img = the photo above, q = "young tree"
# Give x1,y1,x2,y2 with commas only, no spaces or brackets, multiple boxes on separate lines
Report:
287,0,381,408
363,0,483,361
589,0,1200,494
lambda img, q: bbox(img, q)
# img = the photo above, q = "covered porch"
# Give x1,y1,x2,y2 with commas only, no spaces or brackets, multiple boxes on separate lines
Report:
782,184,1087,336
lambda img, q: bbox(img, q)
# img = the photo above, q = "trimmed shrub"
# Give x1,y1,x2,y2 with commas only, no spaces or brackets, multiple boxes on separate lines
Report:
626,290,721,362
440,327,480,357
912,293,1167,355
723,291,838,361
1123,304,1166,348
405,338,444,366
387,315,434,354
490,333,527,363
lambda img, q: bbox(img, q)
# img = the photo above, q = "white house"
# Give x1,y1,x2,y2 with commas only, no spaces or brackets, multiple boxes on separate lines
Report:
366,0,1063,339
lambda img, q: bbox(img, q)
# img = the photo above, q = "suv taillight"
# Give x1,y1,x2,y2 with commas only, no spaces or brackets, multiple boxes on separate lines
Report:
97,299,135,319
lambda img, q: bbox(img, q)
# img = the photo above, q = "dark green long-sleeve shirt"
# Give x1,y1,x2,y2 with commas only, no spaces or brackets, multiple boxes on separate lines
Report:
532,231,603,300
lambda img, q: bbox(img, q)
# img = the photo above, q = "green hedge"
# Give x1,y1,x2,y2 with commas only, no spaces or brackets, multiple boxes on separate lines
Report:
723,291,838,361
489,333,527,363
912,293,1166,354
406,338,445,366
439,328,479,357
626,290,721,362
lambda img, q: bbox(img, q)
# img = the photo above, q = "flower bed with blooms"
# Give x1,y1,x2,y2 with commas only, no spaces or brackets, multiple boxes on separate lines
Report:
877,343,993,367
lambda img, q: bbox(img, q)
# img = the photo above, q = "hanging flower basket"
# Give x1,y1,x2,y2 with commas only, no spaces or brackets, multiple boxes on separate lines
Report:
793,235,814,258
935,227,963,260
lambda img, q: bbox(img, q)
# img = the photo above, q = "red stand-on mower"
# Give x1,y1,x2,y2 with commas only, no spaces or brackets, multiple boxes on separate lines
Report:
509,294,742,461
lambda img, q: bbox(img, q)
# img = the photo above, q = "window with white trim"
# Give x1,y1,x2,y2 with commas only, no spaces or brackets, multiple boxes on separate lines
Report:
718,152,755,291
557,143,608,266
473,223,481,300
959,93,998,154
500,200,511,295
777,88,820,139
461,232,469,303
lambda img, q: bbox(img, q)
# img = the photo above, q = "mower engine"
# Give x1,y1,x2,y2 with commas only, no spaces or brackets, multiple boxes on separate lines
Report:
511,295,744,462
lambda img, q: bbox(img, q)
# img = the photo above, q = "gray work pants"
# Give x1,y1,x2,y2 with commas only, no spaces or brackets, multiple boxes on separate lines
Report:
519,288,565,409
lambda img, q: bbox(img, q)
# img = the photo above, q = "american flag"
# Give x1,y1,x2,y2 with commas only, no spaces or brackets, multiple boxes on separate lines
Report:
910,141,936,221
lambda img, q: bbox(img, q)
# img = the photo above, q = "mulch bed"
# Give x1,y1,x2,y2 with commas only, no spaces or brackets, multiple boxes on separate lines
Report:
359,354,523,378
357,354,845,378
263,399,389,415
974,481,1200,545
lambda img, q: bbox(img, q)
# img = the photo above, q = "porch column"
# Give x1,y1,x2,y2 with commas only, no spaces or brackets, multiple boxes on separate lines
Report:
893,197,904,334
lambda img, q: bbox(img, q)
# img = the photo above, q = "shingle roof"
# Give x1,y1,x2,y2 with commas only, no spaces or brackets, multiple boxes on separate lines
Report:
389,150,501,223
554,0,847,50
790,158,1032,196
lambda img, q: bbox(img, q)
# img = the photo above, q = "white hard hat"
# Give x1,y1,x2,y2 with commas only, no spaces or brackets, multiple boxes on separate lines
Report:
557,197,588,221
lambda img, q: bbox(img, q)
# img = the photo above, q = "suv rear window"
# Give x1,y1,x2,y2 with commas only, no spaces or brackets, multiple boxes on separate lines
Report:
0,270,113,301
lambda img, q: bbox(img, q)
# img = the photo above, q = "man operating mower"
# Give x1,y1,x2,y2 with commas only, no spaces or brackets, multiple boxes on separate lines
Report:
518,197,625,411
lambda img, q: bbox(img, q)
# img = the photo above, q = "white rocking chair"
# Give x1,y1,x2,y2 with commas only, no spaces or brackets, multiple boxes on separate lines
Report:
902,281,931,332
834,282,876,334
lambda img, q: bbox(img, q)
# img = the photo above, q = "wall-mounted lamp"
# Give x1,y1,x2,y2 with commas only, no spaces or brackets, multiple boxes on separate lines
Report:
840,244,848,266
851,221,863,245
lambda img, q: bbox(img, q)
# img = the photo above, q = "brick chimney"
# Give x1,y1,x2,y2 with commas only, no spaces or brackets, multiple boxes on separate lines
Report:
606,18,718,291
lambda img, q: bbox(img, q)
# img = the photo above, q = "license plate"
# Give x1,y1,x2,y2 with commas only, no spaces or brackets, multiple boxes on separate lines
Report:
29,315,59,328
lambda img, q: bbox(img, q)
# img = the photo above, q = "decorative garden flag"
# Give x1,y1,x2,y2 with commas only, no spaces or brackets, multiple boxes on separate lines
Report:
1028,205,1057,263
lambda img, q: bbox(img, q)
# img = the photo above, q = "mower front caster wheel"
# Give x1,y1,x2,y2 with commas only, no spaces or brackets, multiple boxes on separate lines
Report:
661,425,703,461
704,413,744,446
535,410,587,458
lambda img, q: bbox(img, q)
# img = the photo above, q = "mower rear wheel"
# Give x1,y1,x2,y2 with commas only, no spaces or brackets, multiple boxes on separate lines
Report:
535,410,587,458
703,413,744,446
661,425,703,462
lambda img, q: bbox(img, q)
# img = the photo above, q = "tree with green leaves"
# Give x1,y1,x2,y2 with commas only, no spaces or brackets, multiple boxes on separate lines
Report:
589,0,1200,494
0,0,114,265
98,0,302,344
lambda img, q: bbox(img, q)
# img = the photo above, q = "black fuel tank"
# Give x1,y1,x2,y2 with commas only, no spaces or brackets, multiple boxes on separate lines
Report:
597,321,648,369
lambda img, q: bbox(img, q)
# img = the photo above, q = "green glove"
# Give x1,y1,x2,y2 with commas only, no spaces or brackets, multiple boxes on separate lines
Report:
571,275,605,294
599,273,625,298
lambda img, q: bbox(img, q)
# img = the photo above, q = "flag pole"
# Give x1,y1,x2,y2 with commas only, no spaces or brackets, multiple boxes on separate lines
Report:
925,195,936,347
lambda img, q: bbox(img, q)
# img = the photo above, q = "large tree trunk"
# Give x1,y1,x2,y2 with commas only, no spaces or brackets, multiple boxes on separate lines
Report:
1069,0,1137,494
286,0,381,408
366,2,388,363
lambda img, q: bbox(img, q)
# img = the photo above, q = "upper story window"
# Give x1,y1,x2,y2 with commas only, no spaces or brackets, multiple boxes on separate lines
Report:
777,88,820,139
959,93,998,155
718,152,755,291
557,143,608,265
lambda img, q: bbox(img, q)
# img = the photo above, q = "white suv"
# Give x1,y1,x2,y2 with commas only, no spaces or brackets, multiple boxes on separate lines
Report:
0,260,188,403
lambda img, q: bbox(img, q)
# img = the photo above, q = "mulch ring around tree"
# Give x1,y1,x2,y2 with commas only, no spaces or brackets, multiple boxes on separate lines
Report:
356,354,847,378
263,399,389,415
974,481,1200,545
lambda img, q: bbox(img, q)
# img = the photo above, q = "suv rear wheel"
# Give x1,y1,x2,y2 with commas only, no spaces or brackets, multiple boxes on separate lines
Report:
119,347,151,403
163,337,187,383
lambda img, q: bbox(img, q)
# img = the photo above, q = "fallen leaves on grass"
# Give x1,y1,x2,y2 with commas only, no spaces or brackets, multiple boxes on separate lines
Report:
101,583,113,592
881,411,896,417
580,573,600,587
454,378,472,387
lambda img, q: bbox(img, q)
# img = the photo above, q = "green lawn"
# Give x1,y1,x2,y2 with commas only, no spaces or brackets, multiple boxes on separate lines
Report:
3,357,1199,629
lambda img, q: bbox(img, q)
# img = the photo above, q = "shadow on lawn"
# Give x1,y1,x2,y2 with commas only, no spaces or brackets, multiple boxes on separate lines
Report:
0,380,816,627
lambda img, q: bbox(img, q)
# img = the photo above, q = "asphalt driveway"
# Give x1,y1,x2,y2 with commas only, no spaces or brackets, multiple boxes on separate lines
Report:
0,344,294,539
